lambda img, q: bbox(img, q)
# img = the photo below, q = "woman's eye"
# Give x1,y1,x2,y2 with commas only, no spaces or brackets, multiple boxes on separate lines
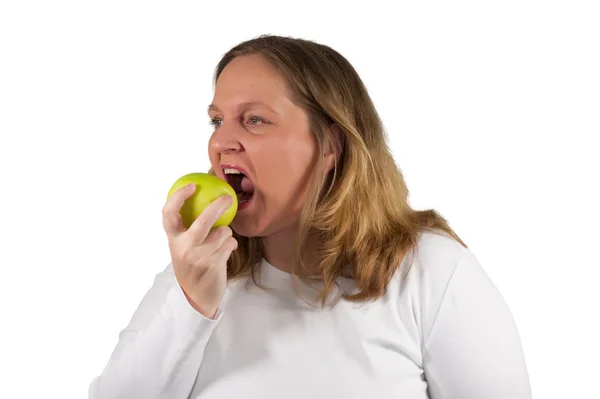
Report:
209,116,266,128
209,118,222,127
247,116,264,126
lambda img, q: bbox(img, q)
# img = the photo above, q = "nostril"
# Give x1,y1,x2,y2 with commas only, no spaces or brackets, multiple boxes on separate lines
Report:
210,129,243,152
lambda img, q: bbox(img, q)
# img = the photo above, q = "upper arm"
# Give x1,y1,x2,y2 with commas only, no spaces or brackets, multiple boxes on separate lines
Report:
422,250,532,399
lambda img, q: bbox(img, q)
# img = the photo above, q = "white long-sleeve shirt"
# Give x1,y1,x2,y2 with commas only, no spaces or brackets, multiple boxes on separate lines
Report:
89,231,531,399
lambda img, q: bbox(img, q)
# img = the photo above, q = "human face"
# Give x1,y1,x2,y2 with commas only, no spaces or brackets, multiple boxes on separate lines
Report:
208,55,317,238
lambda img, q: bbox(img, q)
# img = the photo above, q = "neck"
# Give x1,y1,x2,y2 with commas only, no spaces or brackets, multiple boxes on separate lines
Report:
261,225,318,276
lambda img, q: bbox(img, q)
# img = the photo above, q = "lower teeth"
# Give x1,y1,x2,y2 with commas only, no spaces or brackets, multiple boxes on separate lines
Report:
236,192,251,203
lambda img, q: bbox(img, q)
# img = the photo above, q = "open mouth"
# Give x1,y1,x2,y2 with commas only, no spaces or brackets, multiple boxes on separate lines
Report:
223,168,255,204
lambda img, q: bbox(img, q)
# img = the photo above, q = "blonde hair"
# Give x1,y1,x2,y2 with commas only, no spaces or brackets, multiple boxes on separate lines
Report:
210,35,467,305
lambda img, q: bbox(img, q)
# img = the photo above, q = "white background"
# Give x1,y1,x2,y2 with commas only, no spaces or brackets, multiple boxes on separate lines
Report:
1,1,598,397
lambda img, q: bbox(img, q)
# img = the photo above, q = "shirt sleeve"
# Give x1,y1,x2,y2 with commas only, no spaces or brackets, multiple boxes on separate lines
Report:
88,263,224,399
422,250,532,399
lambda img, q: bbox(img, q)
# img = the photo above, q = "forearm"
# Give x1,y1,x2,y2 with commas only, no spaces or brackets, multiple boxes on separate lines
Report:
90,281,220,399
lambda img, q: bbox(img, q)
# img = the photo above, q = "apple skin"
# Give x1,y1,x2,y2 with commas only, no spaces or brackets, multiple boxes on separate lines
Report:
167,172,238,229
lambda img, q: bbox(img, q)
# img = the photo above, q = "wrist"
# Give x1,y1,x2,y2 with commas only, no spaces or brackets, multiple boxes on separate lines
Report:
180,286,217,319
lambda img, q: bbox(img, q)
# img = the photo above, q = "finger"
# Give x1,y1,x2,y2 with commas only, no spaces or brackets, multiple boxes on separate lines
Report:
194,226,232,255
188,195,234,242
162,184,196,237
211,236,238,266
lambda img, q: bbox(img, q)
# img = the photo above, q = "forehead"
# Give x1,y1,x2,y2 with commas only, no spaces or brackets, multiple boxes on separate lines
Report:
212,55,290,110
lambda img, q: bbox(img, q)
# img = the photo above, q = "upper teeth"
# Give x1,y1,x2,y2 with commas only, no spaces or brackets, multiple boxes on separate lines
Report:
224,168,242,175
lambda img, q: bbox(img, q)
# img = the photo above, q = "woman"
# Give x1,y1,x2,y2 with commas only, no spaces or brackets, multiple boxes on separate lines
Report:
89,35,531,399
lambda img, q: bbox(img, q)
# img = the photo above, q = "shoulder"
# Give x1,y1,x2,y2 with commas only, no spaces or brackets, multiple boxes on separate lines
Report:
404,229,470,285
392,230,484,344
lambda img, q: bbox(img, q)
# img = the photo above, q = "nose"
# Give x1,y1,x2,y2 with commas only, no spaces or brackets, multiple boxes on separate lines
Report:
209,122,243,154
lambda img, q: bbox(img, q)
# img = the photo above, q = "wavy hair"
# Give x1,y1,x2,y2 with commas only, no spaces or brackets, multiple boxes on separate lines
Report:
209,35,467,305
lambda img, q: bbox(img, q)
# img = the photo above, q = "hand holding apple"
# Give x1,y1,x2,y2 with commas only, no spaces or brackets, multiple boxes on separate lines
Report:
167,172,238,229
162,173,239,319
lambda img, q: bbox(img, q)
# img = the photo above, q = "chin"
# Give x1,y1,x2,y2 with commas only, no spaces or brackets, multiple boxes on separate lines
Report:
230,218,264,238
231,215,298,240
230,216,285,239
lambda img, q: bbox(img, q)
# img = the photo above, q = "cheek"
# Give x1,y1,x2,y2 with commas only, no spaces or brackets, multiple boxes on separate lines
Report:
207,136,215,160
255,138,316,203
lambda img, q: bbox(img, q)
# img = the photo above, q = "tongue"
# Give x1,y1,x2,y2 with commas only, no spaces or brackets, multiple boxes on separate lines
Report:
240,176,255,193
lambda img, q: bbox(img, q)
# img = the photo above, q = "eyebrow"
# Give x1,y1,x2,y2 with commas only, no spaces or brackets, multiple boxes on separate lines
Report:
207,101,279,115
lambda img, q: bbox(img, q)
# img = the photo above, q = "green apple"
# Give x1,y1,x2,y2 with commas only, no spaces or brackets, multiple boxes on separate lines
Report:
167,172,238,229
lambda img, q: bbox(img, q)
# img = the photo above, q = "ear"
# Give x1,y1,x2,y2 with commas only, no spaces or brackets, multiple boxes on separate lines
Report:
323,123,344,173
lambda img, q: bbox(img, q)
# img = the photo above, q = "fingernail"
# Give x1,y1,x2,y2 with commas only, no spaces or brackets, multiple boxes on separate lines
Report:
220,195,232,208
